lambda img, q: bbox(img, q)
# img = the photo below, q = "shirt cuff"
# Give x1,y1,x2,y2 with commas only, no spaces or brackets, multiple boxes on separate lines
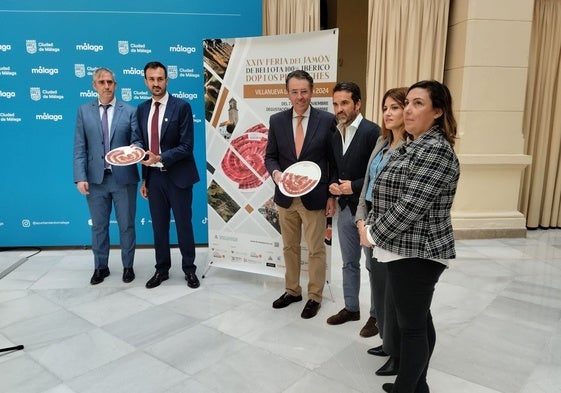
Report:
364,224,376,246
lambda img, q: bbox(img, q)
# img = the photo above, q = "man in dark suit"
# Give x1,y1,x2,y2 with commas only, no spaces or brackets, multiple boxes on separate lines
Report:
265,70,337,319
73,67,139,285
326,82,380,336
132,61,201,289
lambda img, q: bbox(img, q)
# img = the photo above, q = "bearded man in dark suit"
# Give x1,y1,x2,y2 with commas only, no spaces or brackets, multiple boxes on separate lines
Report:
132,61,200,290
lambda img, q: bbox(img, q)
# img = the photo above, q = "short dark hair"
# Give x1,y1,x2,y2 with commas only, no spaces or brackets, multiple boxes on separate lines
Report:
144,61,167,79
285,70,314,91
333,82,361,104
408,80,457,147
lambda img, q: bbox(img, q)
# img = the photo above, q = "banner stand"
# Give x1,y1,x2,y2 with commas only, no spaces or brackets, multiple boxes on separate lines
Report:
205,29,340,286
0,344,24,354
201,261,213,279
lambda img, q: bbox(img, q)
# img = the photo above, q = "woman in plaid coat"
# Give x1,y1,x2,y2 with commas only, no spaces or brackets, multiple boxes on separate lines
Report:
362,80,460,393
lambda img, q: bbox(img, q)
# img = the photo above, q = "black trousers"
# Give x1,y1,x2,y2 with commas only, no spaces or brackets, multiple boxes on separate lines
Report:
366,257,400,356
387,257,445,393
147,170,196,275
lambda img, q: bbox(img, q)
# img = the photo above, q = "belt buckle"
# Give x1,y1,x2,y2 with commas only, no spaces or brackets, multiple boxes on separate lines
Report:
159,167,167,172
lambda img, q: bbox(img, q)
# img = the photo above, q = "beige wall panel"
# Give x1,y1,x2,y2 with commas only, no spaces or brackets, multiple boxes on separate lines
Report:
445,21,468,70
468,0,534,21
454,165,523,211
449,0,469,25
449,0,533,25
456,111,525,153
465,20,532,67
443,67,464,104
456,67,527,111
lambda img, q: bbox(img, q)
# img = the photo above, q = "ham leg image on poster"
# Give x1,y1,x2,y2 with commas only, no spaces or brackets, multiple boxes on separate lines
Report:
105,146,146,166
221,123,270,190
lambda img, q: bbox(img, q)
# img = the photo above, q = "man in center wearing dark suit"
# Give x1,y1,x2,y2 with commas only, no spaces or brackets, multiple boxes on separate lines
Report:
326,82,380,337
265,69,337,319
132,61,201,289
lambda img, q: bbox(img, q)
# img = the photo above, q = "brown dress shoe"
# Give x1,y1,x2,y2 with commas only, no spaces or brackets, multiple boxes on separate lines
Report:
360,316,379,337
326,308,360,325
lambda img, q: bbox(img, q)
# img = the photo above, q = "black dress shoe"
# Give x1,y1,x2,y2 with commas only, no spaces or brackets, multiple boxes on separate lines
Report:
382,383,394,393
367,344,388,357
272,292,303,309
376,356,400,376
145,272,169,289
301,299,321,319
185,272,200,288
122,267,135,283
90,268,110,285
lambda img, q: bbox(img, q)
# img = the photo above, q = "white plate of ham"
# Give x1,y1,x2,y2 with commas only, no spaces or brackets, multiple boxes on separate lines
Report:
279,161,321,197
105,146,146,166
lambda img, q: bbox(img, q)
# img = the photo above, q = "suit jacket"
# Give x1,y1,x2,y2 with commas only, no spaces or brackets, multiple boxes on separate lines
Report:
132,94,200,188
265,106,336,210
330,117,379,215
73,99,139,185
367,127,460,259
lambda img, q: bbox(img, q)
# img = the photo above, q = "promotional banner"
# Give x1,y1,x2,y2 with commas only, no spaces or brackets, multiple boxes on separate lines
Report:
0,1,262,247
205,29,339,278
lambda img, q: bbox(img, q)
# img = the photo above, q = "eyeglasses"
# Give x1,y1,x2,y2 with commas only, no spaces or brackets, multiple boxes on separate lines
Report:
288,89,311,97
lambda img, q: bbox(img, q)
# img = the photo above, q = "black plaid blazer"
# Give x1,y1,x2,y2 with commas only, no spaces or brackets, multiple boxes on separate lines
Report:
366,126,460,259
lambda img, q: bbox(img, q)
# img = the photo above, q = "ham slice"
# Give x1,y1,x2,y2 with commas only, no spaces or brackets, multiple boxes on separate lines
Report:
106,146,145,166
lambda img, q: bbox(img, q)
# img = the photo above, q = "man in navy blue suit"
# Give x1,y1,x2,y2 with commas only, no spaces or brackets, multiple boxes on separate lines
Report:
326,82,380,337
265,70,337,319
132,61,201,289
73,67,139,285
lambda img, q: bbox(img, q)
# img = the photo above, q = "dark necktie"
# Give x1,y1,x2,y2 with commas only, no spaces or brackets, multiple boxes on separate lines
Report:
150,102,161,155
101,104,111,168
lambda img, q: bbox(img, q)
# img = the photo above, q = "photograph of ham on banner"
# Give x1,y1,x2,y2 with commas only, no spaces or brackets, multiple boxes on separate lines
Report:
204,29,338,280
